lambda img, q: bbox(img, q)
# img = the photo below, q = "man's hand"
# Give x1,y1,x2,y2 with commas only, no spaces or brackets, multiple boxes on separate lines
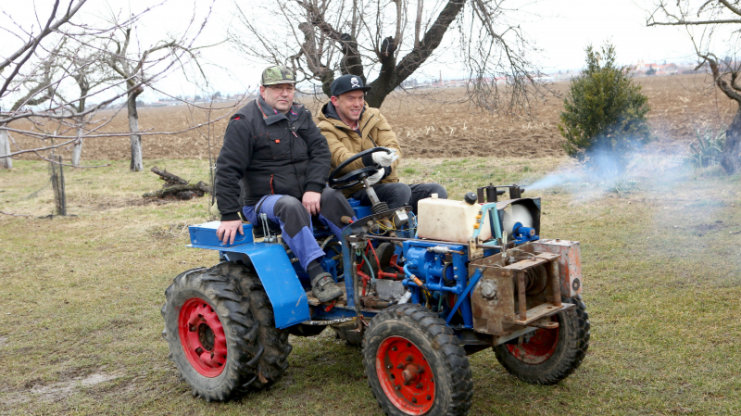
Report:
302,191,321,216
216,219,244,245
371,148,398,167
366,168,384,185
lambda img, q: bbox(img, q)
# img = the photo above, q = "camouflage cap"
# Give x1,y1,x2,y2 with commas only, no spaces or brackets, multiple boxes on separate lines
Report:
261,66,296,86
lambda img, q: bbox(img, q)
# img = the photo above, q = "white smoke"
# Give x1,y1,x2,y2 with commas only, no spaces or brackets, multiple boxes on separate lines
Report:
525,144,692,200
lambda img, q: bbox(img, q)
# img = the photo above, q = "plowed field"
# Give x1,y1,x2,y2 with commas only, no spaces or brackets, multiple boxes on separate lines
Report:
10,73,736,161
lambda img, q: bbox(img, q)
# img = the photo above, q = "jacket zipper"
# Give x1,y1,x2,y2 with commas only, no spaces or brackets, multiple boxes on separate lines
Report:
359,113,375,134
287,121,303,194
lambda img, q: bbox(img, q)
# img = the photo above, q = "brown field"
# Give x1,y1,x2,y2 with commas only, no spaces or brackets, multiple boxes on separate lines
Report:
8,73,737,162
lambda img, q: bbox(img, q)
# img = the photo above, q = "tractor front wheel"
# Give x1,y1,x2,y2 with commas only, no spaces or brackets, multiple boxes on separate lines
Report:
493,295,590,384
362,304,472,416
161,262,291,401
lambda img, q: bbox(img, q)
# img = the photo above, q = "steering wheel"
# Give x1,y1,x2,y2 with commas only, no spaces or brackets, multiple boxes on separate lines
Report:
328,147,393,190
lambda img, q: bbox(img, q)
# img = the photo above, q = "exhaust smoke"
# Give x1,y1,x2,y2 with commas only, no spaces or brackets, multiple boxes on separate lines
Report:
525,145,692,200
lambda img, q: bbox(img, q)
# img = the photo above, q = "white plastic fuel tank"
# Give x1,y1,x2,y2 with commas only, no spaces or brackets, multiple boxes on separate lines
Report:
417,195,492,243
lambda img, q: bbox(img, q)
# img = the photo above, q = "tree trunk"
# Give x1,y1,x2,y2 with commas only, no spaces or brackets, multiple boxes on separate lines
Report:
721,107,741,174
365,0,465,107
0,128,11,169
708,58,741,174
127,91,143,171
72,125,83,167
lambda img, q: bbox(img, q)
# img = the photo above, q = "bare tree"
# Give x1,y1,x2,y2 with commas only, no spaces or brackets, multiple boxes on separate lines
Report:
43,40,118,167
231,0,539,109
1,0,215,172
648,1,741,174
0,0,88,169
99,3,213,171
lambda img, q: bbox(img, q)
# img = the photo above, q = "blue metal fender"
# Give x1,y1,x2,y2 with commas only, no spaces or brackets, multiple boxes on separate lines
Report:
188,221,310,329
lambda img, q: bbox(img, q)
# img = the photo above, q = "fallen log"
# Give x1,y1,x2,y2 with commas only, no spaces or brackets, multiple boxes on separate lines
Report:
145,167,212,200
151,166,188,186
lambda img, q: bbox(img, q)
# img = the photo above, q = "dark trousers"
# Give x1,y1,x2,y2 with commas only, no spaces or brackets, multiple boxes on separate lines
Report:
351,182,447,213
242,187,354,270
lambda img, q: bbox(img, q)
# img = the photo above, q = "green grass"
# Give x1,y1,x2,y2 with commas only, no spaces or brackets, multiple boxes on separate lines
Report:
1,157,739,415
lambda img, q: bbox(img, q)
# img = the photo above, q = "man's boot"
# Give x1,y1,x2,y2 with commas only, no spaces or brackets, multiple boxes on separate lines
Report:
311,272,342,303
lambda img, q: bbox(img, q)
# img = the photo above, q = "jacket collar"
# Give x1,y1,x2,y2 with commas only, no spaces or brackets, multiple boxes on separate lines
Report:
257,96,301,126
322,101,365,132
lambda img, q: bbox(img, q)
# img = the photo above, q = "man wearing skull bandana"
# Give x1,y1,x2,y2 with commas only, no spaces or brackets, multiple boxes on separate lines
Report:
317,74,447,214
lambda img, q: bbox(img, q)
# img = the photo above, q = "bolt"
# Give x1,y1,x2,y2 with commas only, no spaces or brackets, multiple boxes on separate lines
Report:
480,281,498,300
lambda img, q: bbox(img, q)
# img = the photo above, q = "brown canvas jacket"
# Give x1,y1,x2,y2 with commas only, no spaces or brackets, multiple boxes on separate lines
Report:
317,103,402,196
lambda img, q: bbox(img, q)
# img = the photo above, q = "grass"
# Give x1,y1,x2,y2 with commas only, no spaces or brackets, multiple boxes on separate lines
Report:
1,157,740,415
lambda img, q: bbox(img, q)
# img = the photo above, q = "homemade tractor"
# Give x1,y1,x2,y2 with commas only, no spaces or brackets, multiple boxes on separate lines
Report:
161,148,590,415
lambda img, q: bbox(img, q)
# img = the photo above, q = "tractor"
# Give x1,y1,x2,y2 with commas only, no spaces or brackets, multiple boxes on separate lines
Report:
161,148,590,415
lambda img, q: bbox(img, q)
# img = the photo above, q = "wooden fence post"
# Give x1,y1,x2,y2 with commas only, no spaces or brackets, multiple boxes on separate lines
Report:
49,155,66,216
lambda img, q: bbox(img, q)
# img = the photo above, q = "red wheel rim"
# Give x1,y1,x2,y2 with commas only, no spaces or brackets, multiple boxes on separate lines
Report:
375,336,435,415
506,326,559,364
179,298,227,377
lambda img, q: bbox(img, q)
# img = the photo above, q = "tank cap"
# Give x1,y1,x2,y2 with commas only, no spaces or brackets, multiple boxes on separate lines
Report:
464,192,477,205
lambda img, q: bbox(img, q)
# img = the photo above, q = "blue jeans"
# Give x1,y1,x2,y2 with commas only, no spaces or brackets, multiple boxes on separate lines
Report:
242,187,354,271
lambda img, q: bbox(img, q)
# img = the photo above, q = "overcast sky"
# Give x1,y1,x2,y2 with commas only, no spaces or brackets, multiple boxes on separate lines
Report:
0,0,709,99
519,1,697,70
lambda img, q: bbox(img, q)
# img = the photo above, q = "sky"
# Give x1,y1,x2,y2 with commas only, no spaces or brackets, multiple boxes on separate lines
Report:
517,1,698,71
0,0,713,101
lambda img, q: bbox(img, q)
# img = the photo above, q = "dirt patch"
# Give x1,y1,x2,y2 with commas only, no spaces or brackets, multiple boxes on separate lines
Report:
9,73,734,162
690,220,727,236
9,372,121,406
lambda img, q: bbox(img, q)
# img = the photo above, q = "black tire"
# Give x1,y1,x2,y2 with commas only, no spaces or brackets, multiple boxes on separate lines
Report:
493,295,590,385
235,262,293,386
362,304,473,416
161,262,291,401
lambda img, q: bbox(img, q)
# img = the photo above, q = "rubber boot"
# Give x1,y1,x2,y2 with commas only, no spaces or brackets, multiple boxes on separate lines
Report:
311,272,342,303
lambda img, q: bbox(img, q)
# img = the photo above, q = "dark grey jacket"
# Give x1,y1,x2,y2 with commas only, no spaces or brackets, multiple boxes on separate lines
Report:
215,97,331,221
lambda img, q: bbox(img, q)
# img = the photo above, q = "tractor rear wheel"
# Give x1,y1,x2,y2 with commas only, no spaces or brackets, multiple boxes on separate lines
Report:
362,304,472,416
493,295,590,384
162,262,291,401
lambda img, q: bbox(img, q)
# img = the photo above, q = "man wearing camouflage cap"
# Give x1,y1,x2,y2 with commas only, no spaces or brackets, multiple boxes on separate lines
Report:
214,65,352,302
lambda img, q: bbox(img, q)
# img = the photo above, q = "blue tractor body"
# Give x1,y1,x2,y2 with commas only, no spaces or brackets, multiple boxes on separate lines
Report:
164,183,590,414
186,188,572,334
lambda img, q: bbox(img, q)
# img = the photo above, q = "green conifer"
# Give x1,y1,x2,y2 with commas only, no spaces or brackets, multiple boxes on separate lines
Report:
559,44,651,160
